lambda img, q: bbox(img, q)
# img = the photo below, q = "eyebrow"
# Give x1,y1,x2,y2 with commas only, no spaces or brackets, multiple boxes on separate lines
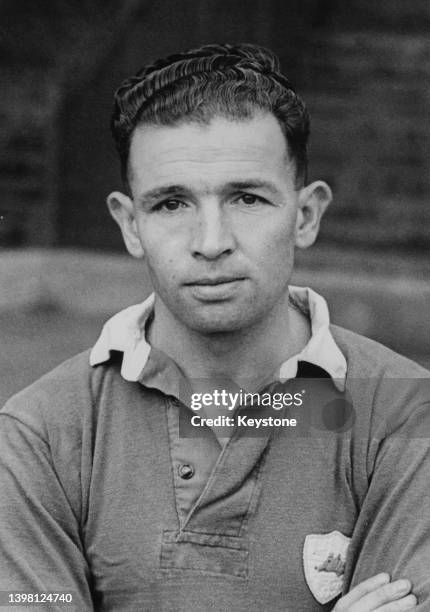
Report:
224,180,280,195
137,185,187,205
137,180,281,205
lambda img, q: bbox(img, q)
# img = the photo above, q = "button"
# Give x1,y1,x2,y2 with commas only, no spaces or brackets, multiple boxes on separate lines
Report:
178,464,195,480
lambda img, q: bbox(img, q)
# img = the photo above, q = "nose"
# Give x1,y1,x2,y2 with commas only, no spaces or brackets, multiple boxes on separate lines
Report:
191,202,235,260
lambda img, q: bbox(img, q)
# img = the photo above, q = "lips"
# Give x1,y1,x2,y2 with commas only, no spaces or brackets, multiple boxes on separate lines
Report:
183,276,247,301
185,276,245,286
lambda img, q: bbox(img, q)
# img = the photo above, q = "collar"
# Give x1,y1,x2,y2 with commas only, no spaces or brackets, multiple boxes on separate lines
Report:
90,286,347,392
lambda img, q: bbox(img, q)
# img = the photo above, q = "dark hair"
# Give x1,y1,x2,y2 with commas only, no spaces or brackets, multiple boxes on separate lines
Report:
111,43,309,187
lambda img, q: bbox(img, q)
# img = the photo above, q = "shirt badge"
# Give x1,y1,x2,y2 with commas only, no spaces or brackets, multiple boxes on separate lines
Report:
303,530,351,604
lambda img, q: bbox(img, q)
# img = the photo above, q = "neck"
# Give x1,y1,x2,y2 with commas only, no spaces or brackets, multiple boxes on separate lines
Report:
148,293,310,390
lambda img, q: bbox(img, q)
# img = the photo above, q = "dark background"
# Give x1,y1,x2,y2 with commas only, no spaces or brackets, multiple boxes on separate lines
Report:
2,0,430,251
0,0,429,403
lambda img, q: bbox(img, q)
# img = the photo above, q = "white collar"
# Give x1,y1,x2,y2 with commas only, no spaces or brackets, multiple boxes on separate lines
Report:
90,286,347,391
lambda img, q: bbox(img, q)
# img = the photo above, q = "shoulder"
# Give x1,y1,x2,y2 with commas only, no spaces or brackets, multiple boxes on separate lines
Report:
1,350,125,439
330,324,430,379
331,327,430,486
3,350,92,409
331,325,430,444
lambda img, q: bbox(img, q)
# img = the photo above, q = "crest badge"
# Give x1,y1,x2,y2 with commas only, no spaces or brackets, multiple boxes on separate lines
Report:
303,531,351,605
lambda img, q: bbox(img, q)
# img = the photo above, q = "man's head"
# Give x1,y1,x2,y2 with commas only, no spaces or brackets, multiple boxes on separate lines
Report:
111,43,309,190
107,44,331,336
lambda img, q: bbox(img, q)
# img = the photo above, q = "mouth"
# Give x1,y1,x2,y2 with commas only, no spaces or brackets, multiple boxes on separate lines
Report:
185,276,246,286
184,276,247,301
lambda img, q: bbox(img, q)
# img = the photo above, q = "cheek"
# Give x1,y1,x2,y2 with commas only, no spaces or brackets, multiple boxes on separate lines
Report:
252,224,296,285
145,250,174,278
141,235,182,285
253,219,296,259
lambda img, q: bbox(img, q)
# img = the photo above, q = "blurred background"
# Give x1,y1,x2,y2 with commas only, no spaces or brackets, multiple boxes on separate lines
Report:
1,0,429,404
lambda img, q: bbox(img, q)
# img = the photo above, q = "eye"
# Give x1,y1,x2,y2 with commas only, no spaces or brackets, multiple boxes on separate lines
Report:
237,193,265,206
154,199,186,212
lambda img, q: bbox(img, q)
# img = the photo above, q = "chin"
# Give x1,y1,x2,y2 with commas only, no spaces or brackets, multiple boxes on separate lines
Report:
178,304,258,335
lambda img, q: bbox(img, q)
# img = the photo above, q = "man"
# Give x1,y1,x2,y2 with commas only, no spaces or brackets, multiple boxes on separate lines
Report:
0,43,428,611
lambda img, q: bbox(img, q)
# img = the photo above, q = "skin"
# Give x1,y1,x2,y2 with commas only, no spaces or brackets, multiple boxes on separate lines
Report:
107,112,331,387
334,574,416,611
108,111,417,609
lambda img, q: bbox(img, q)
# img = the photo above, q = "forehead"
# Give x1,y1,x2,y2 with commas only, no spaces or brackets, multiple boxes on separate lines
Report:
127,113,295,192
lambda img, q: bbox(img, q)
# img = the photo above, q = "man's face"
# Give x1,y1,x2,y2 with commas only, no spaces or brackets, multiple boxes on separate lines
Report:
120,113,313,334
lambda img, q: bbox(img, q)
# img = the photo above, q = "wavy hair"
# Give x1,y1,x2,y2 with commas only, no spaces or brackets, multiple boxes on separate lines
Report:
111,43,309,187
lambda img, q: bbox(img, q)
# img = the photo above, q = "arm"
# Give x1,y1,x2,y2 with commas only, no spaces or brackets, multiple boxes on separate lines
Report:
0,409,94,610
347,388,430,609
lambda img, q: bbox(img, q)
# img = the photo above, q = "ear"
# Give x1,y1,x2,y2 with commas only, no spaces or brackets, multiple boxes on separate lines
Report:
106,191,144,258
295,181,332,249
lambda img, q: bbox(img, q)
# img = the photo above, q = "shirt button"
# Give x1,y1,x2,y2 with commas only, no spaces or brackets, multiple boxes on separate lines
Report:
178,464,195,480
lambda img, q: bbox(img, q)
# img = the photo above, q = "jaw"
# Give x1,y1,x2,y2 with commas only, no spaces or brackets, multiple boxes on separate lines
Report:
154,282,291,338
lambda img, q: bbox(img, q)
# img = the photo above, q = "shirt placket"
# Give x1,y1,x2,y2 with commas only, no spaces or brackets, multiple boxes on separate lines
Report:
161,398,274,578
166,398,222,526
